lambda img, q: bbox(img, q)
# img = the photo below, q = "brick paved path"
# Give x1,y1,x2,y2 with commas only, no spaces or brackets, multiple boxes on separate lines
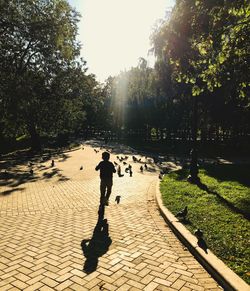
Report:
0,142,222,290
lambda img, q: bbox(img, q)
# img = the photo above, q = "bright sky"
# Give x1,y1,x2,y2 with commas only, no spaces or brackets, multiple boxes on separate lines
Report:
68,0,175,82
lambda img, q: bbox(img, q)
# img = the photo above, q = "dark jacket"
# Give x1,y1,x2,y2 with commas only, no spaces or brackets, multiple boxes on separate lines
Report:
95,161,116,180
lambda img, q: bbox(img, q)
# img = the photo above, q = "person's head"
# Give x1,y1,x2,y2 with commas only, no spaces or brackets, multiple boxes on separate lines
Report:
102,152,110,161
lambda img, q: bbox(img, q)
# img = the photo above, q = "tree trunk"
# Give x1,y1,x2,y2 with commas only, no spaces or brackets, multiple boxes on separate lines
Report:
189,96,199,183
27,121,41,151
146,125,151,141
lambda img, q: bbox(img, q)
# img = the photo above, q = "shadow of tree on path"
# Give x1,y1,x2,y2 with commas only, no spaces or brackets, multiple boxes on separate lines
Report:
1,187,25,196
0,152,70,189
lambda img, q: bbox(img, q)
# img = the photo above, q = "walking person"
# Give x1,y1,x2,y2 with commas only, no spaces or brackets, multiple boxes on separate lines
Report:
95,152,116,206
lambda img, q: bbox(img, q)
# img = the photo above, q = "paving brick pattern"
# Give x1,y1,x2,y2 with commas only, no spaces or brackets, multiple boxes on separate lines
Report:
0,144,222,290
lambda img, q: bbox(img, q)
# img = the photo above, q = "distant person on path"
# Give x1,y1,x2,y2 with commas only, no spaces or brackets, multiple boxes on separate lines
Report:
95,152,116,206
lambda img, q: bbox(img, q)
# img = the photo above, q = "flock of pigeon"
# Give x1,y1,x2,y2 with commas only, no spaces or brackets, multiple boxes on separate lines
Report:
93,148,205,249
22,145,205,250
93,147,154,179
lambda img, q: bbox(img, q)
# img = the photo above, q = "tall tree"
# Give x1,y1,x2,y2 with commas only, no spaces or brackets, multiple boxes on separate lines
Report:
151,0,250,180
0,0,85,150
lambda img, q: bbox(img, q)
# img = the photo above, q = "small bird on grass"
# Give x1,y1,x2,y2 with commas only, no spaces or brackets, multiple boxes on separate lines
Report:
195,229,207,253
176,206,188,219
114,161,118,166
197,237,208,253
29,169,34,175
80,166,83,170
51,160,55,167
140,166,143,173
144,163,148,170
194,229,203,238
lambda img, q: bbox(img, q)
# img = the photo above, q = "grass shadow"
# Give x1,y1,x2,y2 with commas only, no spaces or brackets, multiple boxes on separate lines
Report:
203,164,250,187
172,169,189,181
196,181,250,220
169,167,250,220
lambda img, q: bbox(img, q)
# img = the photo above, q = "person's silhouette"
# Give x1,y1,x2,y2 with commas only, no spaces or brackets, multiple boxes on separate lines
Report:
95,152,116,205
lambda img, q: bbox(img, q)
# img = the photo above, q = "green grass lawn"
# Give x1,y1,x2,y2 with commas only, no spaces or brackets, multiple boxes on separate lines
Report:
160,164,250,284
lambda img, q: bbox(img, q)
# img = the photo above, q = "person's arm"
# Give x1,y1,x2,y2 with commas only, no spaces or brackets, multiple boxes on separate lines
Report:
95,162,101,171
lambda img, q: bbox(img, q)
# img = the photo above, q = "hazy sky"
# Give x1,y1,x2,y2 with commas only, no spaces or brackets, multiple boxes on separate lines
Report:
68,0,175,82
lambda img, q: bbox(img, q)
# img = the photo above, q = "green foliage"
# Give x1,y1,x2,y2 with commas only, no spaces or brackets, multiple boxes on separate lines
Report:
0,0,103,150
151,0,250,141
160,166,250,284
102,58,189,139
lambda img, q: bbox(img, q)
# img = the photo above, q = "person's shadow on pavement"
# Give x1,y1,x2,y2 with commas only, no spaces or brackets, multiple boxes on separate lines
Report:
81,205,112,274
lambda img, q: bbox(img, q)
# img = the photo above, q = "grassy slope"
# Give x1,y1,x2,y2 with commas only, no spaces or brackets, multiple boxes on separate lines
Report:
160,165,250,284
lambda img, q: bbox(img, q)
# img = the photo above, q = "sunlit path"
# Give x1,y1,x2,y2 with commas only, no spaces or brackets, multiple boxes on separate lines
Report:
0,143,221,290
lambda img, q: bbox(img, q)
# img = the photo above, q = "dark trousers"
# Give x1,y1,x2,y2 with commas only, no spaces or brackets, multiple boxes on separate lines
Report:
100,179,113,202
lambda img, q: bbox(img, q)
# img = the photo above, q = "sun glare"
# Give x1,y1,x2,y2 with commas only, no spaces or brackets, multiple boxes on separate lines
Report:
69,0,175,82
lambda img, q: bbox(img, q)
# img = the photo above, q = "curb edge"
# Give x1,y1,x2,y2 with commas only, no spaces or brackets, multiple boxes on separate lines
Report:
155,180,250,291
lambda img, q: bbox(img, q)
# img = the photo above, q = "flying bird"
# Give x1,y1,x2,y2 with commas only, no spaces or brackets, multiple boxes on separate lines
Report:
115,195,121,204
